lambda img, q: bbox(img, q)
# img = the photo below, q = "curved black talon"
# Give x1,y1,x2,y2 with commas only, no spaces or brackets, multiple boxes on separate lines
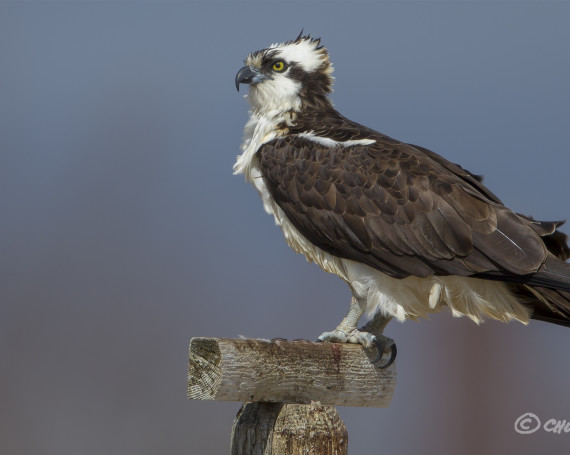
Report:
371,339,397,369
371,337,385,364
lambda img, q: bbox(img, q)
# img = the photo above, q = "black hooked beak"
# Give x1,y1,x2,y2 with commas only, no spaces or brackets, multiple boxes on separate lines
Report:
235,66,263,91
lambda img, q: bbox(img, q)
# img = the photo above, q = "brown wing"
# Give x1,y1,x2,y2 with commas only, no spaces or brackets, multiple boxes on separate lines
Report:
258,135,549,279
407,143,504,204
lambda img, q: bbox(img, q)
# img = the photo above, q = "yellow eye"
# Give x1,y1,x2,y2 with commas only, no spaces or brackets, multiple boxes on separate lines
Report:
272,60,286,72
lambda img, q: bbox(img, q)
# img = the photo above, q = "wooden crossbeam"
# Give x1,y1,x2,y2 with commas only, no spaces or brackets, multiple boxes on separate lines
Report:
188,337,396,407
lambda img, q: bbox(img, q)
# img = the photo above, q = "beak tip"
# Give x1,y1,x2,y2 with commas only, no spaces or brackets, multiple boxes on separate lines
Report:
235,66,259,93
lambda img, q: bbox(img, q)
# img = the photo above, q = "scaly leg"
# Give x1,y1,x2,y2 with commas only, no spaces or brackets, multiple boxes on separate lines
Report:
360,312,392,337
318,298,397,368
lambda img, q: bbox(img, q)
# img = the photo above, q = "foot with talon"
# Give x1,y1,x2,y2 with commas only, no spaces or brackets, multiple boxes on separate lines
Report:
318,328,396,368
317,297,397,368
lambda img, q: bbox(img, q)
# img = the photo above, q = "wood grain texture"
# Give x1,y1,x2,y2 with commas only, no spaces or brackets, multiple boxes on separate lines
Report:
188,337,396,407
230,402,348,455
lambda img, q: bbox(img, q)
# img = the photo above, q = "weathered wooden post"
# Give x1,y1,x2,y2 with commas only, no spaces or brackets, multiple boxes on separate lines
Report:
188,337,396,454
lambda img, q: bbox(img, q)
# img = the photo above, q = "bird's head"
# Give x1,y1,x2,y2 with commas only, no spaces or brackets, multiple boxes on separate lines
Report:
235,33,334,115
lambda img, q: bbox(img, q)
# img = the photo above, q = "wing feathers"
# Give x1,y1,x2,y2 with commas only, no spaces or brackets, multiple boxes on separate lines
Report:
257,114,570,326
473,208,547,275
258,135,568,289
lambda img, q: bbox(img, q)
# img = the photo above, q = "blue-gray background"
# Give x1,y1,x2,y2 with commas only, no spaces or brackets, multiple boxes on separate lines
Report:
1,2,569,454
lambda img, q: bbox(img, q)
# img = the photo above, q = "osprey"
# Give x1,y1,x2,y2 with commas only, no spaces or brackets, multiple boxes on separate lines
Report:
234,34,570,367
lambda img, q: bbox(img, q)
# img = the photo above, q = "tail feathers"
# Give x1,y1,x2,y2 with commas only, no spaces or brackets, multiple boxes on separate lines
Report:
527,255,570,293
521,285,570,328
519,216,570,326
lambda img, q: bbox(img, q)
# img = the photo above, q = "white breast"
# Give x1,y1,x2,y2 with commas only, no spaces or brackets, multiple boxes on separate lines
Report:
234,112,349,279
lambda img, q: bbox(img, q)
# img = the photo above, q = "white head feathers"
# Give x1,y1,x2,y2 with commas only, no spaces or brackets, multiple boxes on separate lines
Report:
241,35,334,115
